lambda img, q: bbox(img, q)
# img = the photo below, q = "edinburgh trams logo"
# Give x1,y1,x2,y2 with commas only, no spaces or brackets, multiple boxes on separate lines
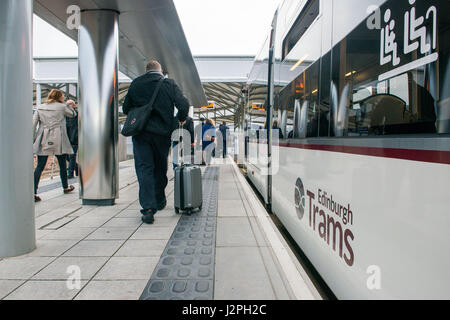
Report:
294,178,306,220
295,178,356,267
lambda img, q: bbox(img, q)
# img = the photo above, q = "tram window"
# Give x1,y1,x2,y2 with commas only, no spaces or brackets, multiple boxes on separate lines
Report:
328,0,450,136
305,62,320,137
282,60,320,139
282,0,320,60
279,83,295,139
319,52,331,137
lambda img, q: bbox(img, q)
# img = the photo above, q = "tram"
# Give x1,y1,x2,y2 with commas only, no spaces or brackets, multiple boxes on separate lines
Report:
245,0,450,299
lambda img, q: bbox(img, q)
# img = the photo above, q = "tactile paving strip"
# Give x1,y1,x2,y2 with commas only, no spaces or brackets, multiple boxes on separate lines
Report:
140,166,219,300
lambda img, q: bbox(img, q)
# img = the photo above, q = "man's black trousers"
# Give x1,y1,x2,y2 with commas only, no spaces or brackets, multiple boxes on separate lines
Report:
133,132,171,211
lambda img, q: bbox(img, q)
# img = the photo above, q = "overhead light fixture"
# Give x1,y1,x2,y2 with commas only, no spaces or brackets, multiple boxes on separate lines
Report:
290,54,309,71
201,102,215,109
345,70,357,77
311,89,318,94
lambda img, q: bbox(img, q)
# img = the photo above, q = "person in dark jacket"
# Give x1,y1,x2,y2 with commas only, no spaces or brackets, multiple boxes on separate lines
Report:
272,120,284,139
218,122,229,158
123,60,190,224
193,118,205,164
202,119,216,165
172,116,194,169
66,100,78,179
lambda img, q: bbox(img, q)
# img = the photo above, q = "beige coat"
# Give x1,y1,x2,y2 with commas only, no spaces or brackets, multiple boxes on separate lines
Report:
33,102,77,156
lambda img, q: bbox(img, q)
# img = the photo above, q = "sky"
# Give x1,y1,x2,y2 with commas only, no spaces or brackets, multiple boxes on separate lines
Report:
33,0,280,57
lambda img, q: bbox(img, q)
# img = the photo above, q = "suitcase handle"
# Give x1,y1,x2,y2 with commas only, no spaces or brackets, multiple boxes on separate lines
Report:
179,166,185,206
178,122,185,167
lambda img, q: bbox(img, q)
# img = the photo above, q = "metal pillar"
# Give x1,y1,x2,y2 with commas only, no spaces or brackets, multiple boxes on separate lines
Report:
78,9,120,206
0,0,36,258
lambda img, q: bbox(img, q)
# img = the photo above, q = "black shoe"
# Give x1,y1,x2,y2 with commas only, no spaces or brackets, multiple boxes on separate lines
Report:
64,185,75,194
157,200,167,211
141,209,155,224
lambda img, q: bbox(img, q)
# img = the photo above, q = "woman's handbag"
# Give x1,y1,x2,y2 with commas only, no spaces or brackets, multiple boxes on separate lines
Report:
121,79,164,137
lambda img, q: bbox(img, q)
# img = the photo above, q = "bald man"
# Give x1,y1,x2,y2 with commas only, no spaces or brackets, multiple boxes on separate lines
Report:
123,60,190,224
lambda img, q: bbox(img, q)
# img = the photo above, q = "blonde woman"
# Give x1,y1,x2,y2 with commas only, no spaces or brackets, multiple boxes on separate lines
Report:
33,89,77,202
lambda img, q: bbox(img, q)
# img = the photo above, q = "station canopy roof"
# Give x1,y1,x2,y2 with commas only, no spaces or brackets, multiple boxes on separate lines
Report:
33,0,266,125
33,56,258,124
33,0,208,107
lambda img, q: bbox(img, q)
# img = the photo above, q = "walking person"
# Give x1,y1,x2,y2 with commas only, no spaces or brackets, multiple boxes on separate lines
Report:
202,118,216,165
272,120,284,139
218,122,229,158
194,118,205,164
66,100,79,179
123,60,189,224
33,89,77,202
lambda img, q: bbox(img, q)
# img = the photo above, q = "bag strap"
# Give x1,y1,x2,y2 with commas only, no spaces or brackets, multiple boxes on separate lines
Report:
146,78,165,111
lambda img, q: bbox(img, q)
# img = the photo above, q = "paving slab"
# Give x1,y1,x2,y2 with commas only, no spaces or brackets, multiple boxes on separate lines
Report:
115,240,168,257
75,280,149,300
35,229,54,240
94,257,159,280
86,227,138,240
258,247,291,300
41,227,96,241
66,216,111,228
32,257,109,280
0,280,25,299
248,217,270,247
0,257,55,280
218,189,241,200
115,209,143,218
63,240,125,257
103,217,143,228
216,217,258,247
86,205,130,216
139,216,180,227
130,227,176,240
141,280,214,300
4,281,86,300
214,247,276,300
218,200,248,217
24,240,78,257
81,209,121,219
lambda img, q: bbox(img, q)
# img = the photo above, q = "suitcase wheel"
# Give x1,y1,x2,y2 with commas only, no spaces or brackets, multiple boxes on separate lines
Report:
175,207,180,214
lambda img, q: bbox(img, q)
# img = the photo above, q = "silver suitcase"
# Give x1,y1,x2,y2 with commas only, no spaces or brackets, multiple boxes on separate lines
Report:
174,165,203,214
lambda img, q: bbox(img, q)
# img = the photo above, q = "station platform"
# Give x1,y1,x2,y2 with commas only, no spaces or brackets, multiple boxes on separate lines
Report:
0,159,320,300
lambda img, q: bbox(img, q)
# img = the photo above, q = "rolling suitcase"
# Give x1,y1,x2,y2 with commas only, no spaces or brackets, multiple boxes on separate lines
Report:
174,125,203,214
174,165,203,214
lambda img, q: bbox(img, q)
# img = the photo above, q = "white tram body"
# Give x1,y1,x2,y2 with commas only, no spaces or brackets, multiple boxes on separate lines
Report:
245,0,450,299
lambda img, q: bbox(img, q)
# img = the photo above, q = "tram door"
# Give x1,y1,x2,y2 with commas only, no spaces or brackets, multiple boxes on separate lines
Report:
266,11,278,210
